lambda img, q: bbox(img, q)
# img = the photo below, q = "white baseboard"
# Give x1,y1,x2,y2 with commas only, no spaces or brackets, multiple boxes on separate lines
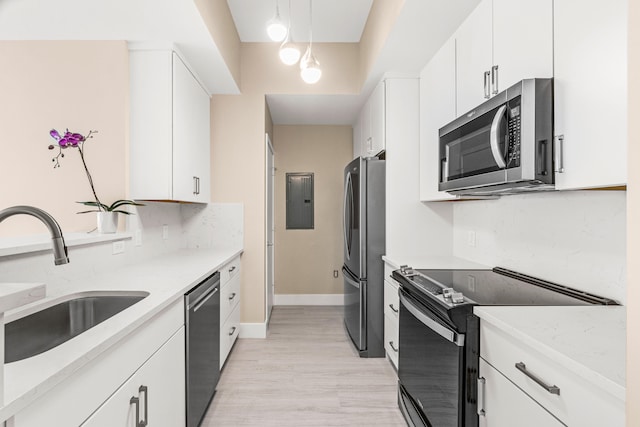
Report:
240,322,267,339
274,294,344,306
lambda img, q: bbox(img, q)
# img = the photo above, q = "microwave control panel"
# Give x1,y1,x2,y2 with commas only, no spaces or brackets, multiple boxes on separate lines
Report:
507,100,522,168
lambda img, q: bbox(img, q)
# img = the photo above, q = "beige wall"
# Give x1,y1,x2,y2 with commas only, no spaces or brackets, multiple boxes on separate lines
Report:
211,42,372,323
627,1,639,425
359,0,405,84
0,41,129,237
193,0,241,89
272,125,351,295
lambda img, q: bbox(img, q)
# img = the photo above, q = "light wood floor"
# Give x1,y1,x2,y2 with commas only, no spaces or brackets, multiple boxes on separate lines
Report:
203,306,406,426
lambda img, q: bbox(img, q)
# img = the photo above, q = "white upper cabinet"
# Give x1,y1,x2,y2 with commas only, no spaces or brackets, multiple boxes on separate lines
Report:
456,0,553,114
130,49,211,203
352,112,362,159
356,80,386,158
553,0,627,190
419,37,457,202
455,0,493,115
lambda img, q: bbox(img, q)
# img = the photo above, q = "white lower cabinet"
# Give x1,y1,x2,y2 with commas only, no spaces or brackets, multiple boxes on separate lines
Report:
383,261,400,370
479,320,624,426
220,255,241,368
478,358,563,427
81,327,185,427
11,300,185,427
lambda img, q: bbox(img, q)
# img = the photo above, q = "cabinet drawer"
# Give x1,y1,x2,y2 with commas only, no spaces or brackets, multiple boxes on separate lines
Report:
220,256,241,286
384,313,399,370
220,273,240,324
220,304,240,369
478,358,563,427
480,321,624,426
384,279,400,320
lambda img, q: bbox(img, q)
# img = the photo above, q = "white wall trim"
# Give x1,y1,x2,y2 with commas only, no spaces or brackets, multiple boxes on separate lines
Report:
240,322,267,339
274,294,344,306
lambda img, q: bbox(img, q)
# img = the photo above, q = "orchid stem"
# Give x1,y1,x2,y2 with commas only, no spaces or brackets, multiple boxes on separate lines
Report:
78,140,104,212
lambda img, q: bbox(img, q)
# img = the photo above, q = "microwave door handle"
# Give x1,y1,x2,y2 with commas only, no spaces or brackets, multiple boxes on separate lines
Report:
489,105,508,169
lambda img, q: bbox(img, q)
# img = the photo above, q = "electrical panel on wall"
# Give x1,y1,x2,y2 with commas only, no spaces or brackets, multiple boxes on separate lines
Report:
286,173,314,230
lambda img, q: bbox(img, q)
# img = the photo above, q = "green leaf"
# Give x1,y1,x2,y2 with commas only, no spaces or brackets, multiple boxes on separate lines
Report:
108,199,145,210
111,210,133,215
76,210,100,214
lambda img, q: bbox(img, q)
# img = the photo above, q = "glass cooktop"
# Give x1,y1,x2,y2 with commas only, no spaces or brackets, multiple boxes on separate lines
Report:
396,267,617,307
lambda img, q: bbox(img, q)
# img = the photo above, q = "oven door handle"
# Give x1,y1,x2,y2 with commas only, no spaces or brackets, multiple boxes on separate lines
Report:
400,293,465,347
489,104,507,169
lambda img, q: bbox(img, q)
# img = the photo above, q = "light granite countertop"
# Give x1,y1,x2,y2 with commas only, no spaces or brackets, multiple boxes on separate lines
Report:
474,305,626,402
0,247,242,422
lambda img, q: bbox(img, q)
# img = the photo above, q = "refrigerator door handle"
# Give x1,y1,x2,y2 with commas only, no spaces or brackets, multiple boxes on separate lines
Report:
342,267,360,289
343,172,352,259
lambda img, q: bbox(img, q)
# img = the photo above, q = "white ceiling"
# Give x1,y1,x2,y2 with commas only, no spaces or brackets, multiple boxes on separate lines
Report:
227,0,374,43
0,0,239,95
265,0,482,125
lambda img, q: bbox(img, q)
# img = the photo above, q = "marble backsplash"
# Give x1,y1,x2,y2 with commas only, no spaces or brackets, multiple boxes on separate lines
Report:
0,202,243,295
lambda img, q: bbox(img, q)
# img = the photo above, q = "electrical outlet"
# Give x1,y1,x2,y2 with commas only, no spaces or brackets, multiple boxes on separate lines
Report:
112,241,125,255
162,225,169,240
134,229,142,246
467,230,476,247
467,275,476,292
333,270,339,278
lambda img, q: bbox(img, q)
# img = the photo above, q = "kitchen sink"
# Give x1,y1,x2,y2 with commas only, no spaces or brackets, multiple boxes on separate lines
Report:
5,292,149,363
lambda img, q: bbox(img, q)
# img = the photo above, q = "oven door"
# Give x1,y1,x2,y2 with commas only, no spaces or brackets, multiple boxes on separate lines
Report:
398,289,466,427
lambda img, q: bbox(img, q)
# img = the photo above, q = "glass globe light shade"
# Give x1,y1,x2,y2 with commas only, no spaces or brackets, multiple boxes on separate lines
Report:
279,39,301,65
300,49,322,84
267,18,287,42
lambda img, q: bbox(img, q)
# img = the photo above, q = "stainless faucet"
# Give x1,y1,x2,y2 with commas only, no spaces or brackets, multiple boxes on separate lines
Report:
0,206,69,265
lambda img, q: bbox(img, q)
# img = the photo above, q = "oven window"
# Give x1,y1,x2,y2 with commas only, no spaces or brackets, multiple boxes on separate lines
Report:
399,293,464,427
441,105,508,181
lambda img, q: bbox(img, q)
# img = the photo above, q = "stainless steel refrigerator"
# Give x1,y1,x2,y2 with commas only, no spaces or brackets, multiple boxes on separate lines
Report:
342,156,385,358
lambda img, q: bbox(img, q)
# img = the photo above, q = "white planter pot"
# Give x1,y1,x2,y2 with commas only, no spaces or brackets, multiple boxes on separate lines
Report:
97,212,118,234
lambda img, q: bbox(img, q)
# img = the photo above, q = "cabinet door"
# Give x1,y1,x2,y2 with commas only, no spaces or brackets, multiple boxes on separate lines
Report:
478,359,564,427
420,36,457,202
492,0,553,93
82,328,186,427
456,0,493,115
360,97,371,157
553,0,627,190
353,115,362,160
172,53,211,203
369,80,386,156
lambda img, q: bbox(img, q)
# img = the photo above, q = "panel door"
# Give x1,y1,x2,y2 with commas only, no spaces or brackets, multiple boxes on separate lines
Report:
455,0,493,115
172,52,211,202
368,80,386,156
420,36,457,202
82,328,186,427
553,0,627,190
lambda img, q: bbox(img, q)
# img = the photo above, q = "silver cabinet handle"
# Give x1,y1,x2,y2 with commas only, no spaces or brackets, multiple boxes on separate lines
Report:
554,135,565,173
477,377,486,416
388,303,399,313
228,292,237,301
491,65,499,95
367,136,373,154
484,71,491,99
515,362,560,395
229,326,237,336
489,105,508,168
193,287,219,312
229,265,236,273
193,176,198,195
139,385,148,427
130,396,141,427
388,341,398,353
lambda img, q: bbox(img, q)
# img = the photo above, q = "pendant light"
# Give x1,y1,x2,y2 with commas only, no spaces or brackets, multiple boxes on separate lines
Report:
299,0,322,84
279,0,301,65
267,0,287,42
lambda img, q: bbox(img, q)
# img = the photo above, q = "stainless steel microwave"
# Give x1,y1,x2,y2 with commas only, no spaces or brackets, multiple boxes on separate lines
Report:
438,79,554,196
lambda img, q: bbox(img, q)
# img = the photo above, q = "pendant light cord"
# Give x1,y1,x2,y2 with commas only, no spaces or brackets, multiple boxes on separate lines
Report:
308,0,313,49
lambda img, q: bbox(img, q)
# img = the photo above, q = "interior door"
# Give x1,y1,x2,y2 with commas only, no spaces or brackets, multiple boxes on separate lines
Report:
265,134,275,324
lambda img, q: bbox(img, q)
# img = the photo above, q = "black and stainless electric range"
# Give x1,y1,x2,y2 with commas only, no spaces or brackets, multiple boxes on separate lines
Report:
392,266,617,427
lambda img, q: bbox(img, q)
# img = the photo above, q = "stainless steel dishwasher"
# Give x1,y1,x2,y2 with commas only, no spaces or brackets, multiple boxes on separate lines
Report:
185,271,220,427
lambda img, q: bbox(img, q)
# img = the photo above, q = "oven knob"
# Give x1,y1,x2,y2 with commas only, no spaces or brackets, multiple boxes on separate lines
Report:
442,288,455,299
451,292,465,304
